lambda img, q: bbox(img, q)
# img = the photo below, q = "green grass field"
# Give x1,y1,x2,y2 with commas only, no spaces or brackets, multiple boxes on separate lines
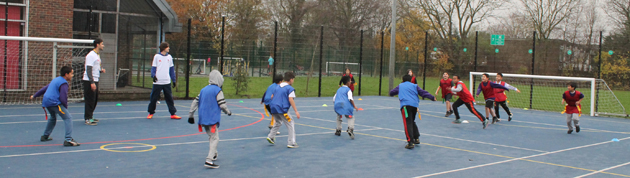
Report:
131,76,629,116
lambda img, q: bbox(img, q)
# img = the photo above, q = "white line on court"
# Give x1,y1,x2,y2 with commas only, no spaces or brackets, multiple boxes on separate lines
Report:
414,136,630,178
0,129,382,158
574,161,630,178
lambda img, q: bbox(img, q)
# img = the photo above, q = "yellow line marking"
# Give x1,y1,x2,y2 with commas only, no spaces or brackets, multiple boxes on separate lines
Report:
100,143,157,153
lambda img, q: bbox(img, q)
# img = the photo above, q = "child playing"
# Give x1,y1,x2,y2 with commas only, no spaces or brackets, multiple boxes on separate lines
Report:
188,70,232,168
562,82,583,134
435,72,454,117
267,72,301,148
334,76,359,139
389,75,436,149
494,73,521,122
31,66,80,146
338,68,356,92
450,75,488,129
475,73,510,124
261,74,284,134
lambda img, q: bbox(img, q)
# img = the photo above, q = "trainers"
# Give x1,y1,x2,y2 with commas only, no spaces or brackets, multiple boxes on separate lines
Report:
63,139,80,146
413,139,420,144
212,153,218,161
348,129,355,140
85,119,97,126
483,119,488,129
204,161,219,169
445,111,450,117
147,114,154,119
266,137,275,144
40,135,52,142
287,144,299,148
568,129,573,134
508,114,513,122
171,115,182,120
492,117,498,124
452,119,462,124
335,129,341,136
576,126,580,133
405,142,415,149
276,131,281,135
92,118,99,123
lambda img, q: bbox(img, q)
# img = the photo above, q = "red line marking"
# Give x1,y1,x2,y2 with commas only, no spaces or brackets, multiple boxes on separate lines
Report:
0,104,264,148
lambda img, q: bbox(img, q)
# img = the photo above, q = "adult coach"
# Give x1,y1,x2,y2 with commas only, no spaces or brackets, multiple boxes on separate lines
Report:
83,38,105,126
147,42,181,120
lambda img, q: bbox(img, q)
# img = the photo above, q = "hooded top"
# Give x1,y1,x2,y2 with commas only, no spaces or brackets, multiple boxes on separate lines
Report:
188,70,231,126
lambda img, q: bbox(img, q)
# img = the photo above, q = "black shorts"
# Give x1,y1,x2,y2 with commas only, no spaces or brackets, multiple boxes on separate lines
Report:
444,93,453,102
485,100,494,108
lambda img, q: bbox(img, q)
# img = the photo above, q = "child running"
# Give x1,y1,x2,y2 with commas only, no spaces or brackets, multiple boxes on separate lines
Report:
389,75,436,149
334,76,359,139
267,72,301,148
435,72,454,117
261,74,284,134
450,75,488,129
475,73,509,124
494,73,521,121
188,70,232,168
338,68,355,92
31,66,80,146
562,82,583,134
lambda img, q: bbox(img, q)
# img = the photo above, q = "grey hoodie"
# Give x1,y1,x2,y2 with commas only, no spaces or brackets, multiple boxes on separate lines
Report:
189,70,231,118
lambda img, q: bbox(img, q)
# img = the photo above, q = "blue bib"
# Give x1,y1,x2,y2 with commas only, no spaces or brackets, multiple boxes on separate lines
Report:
42,77,68,107
398,82,420,108
263,83,278,105
269,84,295,114
198,85,222,126
334,87,353,116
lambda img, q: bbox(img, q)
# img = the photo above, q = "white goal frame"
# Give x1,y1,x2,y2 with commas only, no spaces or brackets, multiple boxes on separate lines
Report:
470,72,596,116
326,62,359,75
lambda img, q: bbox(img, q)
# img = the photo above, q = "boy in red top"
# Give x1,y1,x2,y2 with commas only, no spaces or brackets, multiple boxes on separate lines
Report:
475,73,510,124
435,72,454,117
338,68,356,92
562,82,584,134
494,73,521,122
449,75,488,129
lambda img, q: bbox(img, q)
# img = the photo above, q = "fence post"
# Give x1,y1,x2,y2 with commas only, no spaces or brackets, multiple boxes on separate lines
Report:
220,16,225,75
472,31,478,94
318,25,323,97
3,1,8,102
273,21,278,82
88,6,92,39
423,31,428,90
379,31,384,96
359,30,363,96
185,19,191,99
596,31,603,114
530,31,536,109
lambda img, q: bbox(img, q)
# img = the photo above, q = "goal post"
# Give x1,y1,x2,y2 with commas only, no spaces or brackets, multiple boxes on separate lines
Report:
0,36,93,105
326,62,360,75
470,72,599,116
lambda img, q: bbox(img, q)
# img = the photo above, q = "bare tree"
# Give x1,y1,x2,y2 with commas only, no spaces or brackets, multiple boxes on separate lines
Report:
606,0,630,30
518,0,581,39
487,12,533,39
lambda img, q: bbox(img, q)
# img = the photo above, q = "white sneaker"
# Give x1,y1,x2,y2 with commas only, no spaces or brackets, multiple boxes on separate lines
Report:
287,144,299,148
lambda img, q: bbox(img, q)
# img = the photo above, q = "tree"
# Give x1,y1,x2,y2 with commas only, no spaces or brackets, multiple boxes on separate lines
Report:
165,0,227,57
518,0,581,39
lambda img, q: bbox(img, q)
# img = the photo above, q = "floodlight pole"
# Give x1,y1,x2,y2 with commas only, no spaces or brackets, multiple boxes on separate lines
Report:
388,0,396,91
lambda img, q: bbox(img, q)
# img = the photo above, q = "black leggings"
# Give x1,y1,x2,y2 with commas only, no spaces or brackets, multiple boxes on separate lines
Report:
400,106,419,143
452,98,485,122
494,101,512,118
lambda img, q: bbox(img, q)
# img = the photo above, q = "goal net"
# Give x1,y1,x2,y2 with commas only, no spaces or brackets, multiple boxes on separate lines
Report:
470,72,627,117
326,62,360,76
0,36,93,105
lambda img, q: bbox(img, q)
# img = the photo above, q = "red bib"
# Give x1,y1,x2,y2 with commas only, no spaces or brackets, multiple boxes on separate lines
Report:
494,81,507,102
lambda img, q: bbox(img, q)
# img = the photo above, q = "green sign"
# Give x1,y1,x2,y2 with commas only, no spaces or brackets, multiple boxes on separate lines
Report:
434,47,437,51
528,49,533,54
567,50,572,55
491,34,505,45
609,50,614,55
495,49,499,53
463,48,467,52
405,47,409,51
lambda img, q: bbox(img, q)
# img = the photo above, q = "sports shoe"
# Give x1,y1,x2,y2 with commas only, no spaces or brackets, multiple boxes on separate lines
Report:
276,131,281,135
266,137,275,144
446,111,453,117
492,117,498,124
40,135,52,142
212,153,218,161
85,119,97,126
413,139,420,144
348,129,355,140
204,161,219,169
171,115,182,120
335,129,341,136
483,119,488,129
576,126,580,133
63,139,80,146
92,118,99,123
287,144,299,148
508,114,513,122
405,142,415,149
147,114,154,119
568,129,573,134
452,119,462,124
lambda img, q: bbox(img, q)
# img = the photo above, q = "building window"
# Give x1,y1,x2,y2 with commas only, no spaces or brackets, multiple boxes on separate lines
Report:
0,0,26,90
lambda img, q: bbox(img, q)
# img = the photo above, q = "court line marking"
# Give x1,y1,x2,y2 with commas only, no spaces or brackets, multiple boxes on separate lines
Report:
413,136,630,178
0,129,382,158
575,161,630,178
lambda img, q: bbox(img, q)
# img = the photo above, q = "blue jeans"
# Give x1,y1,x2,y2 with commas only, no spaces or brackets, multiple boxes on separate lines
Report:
44,105,73,141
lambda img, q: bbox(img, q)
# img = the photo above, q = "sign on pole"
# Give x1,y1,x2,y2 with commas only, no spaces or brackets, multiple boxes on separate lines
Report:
491,34,505,46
